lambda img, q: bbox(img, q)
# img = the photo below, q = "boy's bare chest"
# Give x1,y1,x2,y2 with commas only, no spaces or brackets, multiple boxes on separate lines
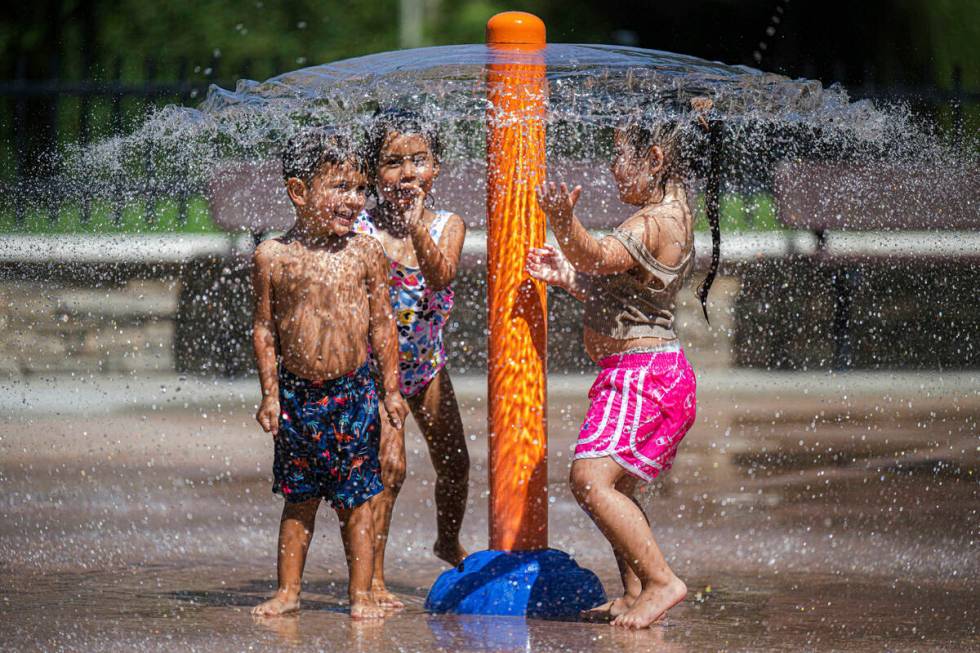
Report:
274,250,365,301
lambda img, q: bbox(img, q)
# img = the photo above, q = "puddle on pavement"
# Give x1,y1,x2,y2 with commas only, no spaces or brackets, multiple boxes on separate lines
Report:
1,389,977,651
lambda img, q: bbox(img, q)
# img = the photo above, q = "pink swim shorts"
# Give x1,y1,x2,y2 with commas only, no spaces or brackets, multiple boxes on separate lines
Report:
574,344,697,482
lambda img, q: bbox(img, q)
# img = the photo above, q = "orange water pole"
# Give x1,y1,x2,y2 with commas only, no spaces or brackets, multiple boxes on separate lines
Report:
485,11,549,551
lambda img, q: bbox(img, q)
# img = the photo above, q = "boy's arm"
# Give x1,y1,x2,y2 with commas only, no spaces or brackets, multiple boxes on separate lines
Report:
364,239,409,429
406,197,465,291
252,242,280,435
537,182,636,276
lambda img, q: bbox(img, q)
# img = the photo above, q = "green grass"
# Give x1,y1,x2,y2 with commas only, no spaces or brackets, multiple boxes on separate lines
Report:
0,196,219,234
694,193,782,232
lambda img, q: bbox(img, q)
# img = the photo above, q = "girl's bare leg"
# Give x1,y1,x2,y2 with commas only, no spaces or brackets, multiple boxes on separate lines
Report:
409,368,470,566
368,401,407,608
252,498,320,616
337,501,385,620
581,475,645,620
570,458,687,629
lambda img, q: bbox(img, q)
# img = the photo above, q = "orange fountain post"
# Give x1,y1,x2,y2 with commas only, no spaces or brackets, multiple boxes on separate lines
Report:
485,10,549,552
425,11,605,617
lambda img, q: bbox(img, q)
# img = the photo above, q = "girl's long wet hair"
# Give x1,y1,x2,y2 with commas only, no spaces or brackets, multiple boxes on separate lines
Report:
365,108,442,202
619,100,719,322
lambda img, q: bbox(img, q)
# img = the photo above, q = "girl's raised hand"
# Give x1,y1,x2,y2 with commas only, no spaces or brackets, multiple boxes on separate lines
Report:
536,182,582,222
526,243,575,288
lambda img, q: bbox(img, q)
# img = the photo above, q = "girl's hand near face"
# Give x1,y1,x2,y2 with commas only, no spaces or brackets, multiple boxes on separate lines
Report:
536,182,582,224
404,187,426,230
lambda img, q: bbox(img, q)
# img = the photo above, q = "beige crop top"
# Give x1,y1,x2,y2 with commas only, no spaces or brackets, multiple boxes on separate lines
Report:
582,228,695,341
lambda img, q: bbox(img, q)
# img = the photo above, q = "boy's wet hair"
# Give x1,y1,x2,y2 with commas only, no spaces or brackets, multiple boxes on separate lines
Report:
365,109,443,178
282,126,365,183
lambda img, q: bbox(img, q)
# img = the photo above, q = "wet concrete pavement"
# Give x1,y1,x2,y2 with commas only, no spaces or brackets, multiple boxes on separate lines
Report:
1,370,977,651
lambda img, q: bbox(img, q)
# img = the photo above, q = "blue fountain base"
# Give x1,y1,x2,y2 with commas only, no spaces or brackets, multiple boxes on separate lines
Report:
424,548,606,619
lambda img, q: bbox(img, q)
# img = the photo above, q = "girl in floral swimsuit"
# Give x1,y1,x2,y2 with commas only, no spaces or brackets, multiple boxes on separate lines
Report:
353,110,470,609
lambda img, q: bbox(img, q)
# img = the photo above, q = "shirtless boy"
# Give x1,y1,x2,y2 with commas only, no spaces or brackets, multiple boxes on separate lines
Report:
250,127,409,619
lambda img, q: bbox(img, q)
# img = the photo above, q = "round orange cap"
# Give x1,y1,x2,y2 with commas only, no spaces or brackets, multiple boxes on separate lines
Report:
486,11,546,46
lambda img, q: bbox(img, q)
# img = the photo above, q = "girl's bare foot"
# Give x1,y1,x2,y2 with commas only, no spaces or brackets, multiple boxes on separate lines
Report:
581,594,636,622
350,595,386,620
433,538,467,567
251,591,301,616
371,580,405,609
612,577,686,630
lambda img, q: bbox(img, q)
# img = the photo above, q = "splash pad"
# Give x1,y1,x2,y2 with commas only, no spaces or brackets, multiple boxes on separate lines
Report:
28,2,978,629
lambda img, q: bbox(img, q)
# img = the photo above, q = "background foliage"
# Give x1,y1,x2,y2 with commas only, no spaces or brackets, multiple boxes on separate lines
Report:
2,0,976,88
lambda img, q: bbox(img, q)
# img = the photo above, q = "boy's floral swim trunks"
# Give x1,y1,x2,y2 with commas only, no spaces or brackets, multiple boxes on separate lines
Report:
272,362,383,509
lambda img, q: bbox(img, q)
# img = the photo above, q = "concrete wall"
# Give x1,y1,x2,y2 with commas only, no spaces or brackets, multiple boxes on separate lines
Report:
0,277,177,376
0,256,739,378
2,253,976,378
734,259,980,370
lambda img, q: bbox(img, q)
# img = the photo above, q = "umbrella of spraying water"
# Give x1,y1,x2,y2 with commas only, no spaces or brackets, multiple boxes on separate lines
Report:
41,41,970,236
70,43,909,187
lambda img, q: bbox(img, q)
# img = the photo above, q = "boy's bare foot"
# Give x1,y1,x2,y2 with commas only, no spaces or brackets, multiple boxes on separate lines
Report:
433,538,467,567
580,595,636,622
350,594,386,620
251,591,301,616
612,577,687,630
370,580,405,609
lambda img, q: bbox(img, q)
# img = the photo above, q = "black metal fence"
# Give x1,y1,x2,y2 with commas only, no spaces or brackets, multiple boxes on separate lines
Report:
0,56,284,230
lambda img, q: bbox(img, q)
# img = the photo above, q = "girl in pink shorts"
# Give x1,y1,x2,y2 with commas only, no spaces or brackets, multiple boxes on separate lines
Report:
527,103,715,629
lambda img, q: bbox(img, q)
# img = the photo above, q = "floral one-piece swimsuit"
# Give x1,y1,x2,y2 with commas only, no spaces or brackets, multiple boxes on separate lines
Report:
353,209,456,398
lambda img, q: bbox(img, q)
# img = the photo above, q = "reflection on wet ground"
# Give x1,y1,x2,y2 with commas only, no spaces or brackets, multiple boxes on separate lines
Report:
1,372,977,651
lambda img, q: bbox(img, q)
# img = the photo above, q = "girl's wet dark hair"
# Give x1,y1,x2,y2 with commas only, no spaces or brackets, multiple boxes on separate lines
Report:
618,100,720,323
365,109,442,184
281,126,364,182
618,107,707,197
